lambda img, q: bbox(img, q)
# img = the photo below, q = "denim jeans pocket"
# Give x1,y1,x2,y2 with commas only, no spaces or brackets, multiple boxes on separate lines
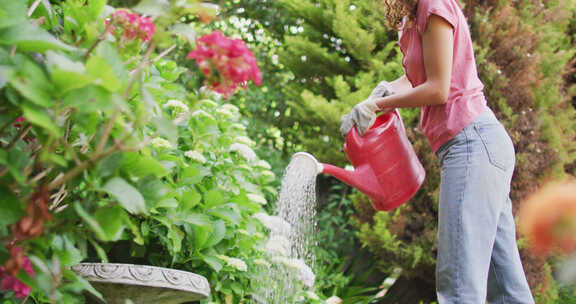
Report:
473,123,515,171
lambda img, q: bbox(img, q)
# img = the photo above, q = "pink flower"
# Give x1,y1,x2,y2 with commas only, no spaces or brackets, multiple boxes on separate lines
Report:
13,117,25,128
519,180,576,256
0,248,34,298
107,10,155,42
187,31,262,96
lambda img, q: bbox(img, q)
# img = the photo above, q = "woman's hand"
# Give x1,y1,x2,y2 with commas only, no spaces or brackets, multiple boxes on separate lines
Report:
340,98,379,136
341,82,395,136
369,80,395,99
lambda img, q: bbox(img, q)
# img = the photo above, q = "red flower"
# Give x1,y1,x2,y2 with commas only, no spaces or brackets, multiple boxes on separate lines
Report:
519,180,576,256
107,10,155,42
0,247,34,298
12,117,25,128
188,31,261,96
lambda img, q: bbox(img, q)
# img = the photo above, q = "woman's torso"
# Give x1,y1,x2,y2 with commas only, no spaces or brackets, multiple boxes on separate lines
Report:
398,0,487,152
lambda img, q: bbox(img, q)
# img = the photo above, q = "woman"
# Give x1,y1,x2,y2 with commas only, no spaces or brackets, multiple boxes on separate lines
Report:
340,0,535,303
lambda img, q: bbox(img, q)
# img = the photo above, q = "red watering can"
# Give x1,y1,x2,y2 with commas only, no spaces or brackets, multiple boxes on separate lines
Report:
293,110,425,211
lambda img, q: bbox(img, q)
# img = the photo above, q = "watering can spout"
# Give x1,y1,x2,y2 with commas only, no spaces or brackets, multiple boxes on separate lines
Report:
291,152,382,204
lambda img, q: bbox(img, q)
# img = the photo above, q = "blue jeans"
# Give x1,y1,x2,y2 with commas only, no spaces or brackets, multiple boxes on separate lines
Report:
435,107,534,304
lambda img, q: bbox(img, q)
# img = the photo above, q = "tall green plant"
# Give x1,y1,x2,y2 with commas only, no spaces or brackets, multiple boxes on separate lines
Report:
0,0,287,303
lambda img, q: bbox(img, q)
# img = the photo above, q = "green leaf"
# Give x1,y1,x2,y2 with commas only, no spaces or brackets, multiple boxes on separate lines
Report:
0,0,26,29
63,85,114,113
65,272,105,302
208,205,242,226
204,189,223,207
88,239,109,263
86,56,121,92
51,235,84,266
154,116,178,145
133,0,170,17
22,103,60,136
0,149,6,165
141,86,160,115
125,216,144,245
73,203,107,241
102,177,147,214
46,51,91,92
167,225,183,253
176,212,212,227
85,0,106,20
181,166,208,184
194,225,210,250
6,149,28,185
0,21,74,52
96,152,123,178
205,220,226,247
138,176,168,209
94,206,126,241
0,186,24,227
202,255,223,272
9,55,53,107
0,65,12,89
122,151,169,178
95,42,128,81
157,197,178,209
180,190,201,211
170,23,196,45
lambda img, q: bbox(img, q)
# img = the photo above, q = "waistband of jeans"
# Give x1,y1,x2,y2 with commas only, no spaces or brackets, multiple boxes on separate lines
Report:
435,106,496,158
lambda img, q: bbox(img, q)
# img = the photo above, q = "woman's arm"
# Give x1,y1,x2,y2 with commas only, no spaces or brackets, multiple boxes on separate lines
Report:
375,15,454,109
389,75,413,94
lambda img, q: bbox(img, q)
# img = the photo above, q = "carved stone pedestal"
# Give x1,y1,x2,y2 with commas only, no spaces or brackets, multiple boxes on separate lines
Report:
72,263,210,304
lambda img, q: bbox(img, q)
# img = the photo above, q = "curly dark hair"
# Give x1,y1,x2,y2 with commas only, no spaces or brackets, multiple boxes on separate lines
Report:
381,0,419,29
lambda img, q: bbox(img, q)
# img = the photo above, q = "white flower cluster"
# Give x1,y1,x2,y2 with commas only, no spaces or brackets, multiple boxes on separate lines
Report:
306,291,320,300
199,87,222,101
200,98,219,108
264,235,290,256
272,257,316,288
191,109,215,120
235,136,255,146
163,99,189,114
255,160,271,170
230,123,247,131
325,296,343,304
229,143,256,162
217,255,247,272
253,213,291,236
247,193,267,205
216,104,239,119
184,150,206,164
261,170,275,180
253,258,271,268
151,137,172,150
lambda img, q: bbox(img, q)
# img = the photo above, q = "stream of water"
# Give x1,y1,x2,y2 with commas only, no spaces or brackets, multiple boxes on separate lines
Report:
251,155,319,303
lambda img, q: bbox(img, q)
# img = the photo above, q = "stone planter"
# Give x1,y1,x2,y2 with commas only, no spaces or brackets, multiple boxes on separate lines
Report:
72,263,210,304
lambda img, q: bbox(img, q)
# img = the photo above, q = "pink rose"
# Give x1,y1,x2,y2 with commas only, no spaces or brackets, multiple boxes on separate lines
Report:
107,10,155,42
0,248,34,298
188,31,261,96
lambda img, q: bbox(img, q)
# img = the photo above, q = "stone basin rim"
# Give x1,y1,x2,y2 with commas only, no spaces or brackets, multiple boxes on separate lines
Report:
72,262,211,298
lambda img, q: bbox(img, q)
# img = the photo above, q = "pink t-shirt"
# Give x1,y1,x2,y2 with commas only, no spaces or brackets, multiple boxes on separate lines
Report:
398,0,486,152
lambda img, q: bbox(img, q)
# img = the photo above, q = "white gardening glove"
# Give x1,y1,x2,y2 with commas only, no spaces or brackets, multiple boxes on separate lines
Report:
340,99,379,136
340,81,394,136
369,80,395,100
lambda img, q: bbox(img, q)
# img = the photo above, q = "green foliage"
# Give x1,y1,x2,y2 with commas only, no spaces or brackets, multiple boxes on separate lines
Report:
0,0,281,303
233,0,576,303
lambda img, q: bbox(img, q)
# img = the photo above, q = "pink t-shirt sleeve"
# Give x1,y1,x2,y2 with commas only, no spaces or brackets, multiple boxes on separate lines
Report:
416,0,458,34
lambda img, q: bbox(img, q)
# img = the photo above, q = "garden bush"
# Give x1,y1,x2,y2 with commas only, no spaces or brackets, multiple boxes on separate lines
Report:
0,0,293,303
